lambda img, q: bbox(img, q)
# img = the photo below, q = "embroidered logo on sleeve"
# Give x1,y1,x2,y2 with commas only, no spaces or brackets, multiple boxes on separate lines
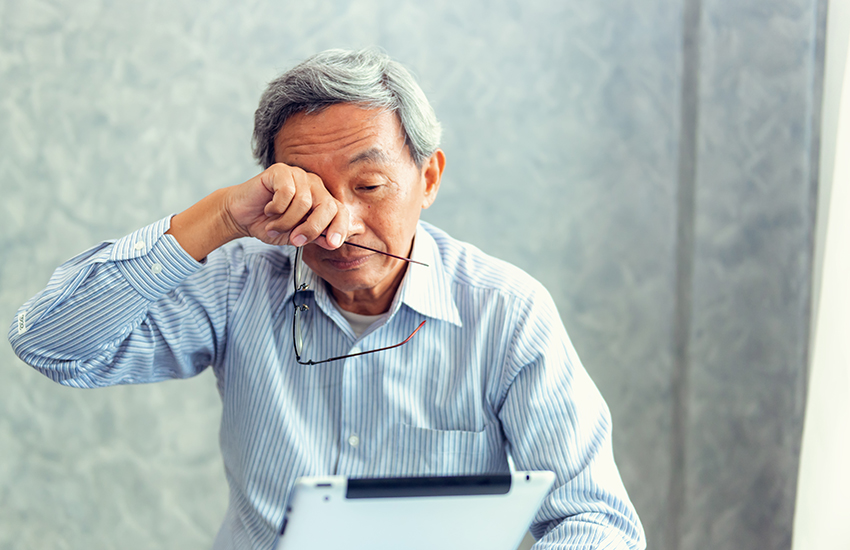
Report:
17,311,27,334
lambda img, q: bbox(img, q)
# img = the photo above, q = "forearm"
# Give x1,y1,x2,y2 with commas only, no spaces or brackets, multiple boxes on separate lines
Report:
531,510,643,550
9,217,206,386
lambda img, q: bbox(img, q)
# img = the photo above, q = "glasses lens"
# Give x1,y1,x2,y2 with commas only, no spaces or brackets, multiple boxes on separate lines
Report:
293,305,304,358
292,246,308,359
294,247,305,290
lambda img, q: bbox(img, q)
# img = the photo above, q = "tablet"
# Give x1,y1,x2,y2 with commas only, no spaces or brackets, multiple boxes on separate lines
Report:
275,470,555,550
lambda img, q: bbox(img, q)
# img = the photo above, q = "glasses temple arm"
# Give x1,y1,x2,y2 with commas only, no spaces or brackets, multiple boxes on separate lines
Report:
299,320,427,366
318,234,429,267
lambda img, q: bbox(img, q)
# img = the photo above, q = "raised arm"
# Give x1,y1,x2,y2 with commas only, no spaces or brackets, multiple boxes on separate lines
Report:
8,162,350,387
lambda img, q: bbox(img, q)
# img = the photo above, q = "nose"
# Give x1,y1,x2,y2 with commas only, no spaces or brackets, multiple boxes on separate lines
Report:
341,199,367,240
318,175,362,240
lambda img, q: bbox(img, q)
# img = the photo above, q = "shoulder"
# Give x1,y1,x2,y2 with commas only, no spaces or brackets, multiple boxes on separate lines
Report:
421,221,548,302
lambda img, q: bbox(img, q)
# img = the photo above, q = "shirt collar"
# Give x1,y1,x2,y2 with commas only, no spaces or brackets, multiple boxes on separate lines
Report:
280,223,463,328
395,223,463,327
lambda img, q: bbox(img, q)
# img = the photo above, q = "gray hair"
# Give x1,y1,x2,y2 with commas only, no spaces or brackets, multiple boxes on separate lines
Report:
252,48,442,169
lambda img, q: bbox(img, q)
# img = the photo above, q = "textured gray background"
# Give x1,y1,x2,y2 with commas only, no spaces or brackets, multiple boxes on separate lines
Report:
0,1,824,549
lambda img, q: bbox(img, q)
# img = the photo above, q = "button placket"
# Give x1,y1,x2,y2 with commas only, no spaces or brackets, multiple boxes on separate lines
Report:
337,354,362,472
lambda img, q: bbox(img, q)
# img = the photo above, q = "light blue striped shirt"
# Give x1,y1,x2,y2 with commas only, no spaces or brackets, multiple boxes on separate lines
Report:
9,216,645,550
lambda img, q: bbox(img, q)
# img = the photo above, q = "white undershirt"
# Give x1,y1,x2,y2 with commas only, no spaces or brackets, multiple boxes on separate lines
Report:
334,302,386,339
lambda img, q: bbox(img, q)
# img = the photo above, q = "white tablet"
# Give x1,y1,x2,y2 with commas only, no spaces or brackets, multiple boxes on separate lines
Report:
275,470,555,550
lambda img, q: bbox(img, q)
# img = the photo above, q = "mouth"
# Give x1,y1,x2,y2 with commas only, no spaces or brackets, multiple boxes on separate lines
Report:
323,253,373,271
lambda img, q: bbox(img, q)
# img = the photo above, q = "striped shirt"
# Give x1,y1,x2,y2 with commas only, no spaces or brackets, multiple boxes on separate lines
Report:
9,216,645,550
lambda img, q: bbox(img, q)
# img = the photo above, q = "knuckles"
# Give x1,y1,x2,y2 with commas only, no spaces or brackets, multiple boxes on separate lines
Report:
290,190,313,211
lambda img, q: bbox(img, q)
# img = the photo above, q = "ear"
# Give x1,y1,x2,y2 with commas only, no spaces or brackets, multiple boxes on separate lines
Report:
420,149,445,210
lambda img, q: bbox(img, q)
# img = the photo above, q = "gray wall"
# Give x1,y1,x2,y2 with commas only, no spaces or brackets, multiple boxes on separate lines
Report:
0,1,823,549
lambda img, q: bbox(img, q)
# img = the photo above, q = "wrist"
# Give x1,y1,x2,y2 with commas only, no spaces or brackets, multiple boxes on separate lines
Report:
167,188,241,261
217,186,251,241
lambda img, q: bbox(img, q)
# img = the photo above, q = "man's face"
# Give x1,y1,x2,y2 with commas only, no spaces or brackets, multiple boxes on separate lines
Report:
273,103,443,312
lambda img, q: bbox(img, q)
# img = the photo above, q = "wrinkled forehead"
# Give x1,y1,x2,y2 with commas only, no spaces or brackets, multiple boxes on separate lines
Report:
273,104,410,169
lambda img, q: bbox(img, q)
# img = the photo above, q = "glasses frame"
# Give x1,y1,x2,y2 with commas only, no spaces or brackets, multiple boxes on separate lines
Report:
291,241,427,366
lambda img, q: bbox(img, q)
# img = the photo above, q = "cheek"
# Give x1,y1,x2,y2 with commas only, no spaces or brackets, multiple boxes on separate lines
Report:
362,206,409,247
300,248,321,272
359,178,424,243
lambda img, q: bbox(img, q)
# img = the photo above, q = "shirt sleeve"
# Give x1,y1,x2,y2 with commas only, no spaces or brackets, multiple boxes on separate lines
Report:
8,215,232,388
497,283,646,550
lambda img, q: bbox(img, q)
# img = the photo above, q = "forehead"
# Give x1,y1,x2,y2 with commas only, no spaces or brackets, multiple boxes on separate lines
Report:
273,104,407,168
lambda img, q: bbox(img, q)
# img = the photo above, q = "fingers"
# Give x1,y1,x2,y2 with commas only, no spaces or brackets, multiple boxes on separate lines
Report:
281,197,338,246
260,164,349,249
266,177,313,232
303,200,350,251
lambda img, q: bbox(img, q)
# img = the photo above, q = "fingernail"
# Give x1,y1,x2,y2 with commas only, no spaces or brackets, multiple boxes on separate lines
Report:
291,234,307,247
267,230,280,237
329,233,343,247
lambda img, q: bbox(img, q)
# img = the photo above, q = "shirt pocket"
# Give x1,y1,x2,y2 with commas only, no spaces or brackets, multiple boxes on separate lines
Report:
388,423,503,477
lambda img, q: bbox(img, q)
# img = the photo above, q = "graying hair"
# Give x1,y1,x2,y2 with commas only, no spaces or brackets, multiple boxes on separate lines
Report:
252,48,442,169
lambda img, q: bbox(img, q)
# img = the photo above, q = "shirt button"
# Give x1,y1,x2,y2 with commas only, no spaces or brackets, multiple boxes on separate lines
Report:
150,263,163,275
348,434,360,448
134,240,146,251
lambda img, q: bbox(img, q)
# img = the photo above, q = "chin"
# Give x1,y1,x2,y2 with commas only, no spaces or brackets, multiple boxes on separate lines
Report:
317,270,379,293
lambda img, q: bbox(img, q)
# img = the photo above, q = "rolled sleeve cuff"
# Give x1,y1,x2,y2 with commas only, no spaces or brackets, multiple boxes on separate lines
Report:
112,215,204,301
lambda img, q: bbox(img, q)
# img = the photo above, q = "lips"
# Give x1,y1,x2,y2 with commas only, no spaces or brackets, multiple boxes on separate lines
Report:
323,253,373,270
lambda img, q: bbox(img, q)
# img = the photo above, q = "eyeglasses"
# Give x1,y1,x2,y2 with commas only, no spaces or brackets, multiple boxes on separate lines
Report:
292,240,427,365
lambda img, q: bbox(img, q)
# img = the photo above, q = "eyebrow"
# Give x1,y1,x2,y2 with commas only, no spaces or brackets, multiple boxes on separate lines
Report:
348,147,394,166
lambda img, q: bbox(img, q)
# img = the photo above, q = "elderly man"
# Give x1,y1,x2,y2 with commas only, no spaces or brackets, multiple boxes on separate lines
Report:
10,49,645,549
